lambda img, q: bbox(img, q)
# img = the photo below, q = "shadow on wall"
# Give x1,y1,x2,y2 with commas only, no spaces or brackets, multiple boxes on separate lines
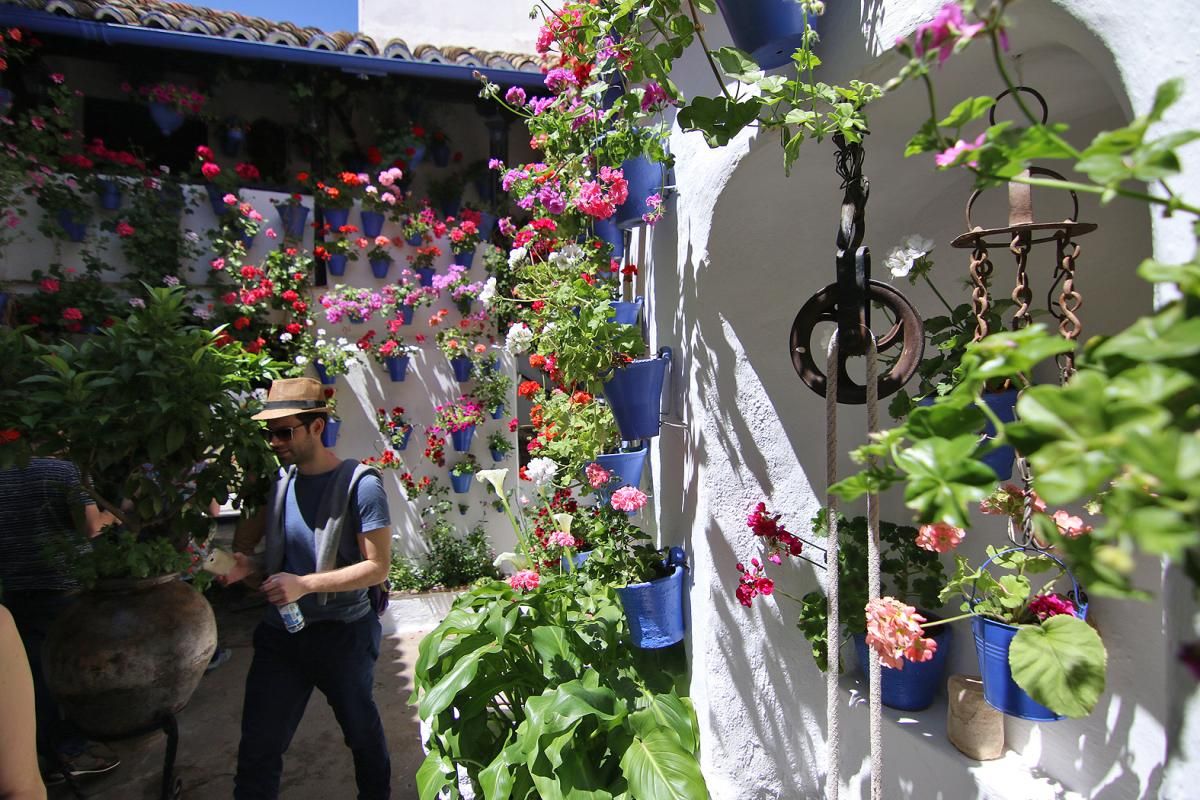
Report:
653,1,1169,797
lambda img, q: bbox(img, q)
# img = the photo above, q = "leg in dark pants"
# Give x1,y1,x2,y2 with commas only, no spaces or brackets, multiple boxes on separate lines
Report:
314,614,390,800
233,623,315,800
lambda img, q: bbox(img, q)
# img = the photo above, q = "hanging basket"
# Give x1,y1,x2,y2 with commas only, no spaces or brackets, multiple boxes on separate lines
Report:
610,297,644,325
490,404,505,420
450,425,476,452
970,548,1088,721
450,355,474,383
594,218,624,260
313,362,336,385
453,249,475,269
370,258,392,279
714,0,816,69
603,347,671,440
416,267,435,287
853,620,953,712
360,210,385,238
614,156,666,229
449,471,472,494
275,203,310,240
616,563,685,649
56,209,88,242
490,448,508,463
321,207,350,230
588,446,648,506
385,355,410,382
321,418,341,448
327,254,348,277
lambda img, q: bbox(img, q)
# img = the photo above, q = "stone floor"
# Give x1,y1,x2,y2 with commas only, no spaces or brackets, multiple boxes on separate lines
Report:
47,582,463,800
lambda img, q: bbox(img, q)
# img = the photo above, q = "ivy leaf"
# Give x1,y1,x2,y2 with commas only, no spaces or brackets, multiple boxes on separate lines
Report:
894,436,998,526
713,46,763,83
1009,615,1107,718
677,96,761,147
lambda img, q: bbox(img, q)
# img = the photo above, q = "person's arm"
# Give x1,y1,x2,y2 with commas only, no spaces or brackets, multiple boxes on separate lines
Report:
82,505,118,539
0,606,48,800
218,508,268,586
261,527,390,604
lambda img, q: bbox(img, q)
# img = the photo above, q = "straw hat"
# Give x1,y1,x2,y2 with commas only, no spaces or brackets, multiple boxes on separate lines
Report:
251,378,330,421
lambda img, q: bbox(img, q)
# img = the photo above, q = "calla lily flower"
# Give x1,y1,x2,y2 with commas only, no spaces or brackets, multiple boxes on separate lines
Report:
476,468,508,495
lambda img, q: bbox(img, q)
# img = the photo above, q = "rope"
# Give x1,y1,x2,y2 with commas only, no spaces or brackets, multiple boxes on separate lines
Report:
865,337,882,800
825,332,841,800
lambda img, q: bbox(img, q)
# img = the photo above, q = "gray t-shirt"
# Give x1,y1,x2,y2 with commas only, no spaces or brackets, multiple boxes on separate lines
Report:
266,467,390,628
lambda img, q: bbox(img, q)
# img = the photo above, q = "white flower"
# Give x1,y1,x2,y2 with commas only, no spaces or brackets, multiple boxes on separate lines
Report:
295,355,309,365
479,277,497,307
508,246,528,267
505,322,534,355
279,332,293,342
162,275,180,287
885,234,934,279
476,468,508,495
525,457,559,487
553,513,573,535
128,297,145,308
191,304,211,319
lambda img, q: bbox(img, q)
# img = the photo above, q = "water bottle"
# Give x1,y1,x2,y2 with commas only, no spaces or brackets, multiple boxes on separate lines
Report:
278,601,306,633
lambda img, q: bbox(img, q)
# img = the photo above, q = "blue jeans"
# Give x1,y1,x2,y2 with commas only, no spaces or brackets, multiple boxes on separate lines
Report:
234,614,390,800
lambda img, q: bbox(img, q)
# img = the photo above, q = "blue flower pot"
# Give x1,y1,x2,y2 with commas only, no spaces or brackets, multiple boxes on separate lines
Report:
276,203,310,239
490,404,505,420
431,142,451,167
416,267,435,287
474,178,496,204
479,213,497,239
610,297,643,325
603,347,671,440
714,0,817,69
56,209,88,242
453,249,475,269
386,355,410,382
361,210,385,238
399,305,414,325
0,291,9,322
595,218,624,260
560,550,592,571
450,425,476,452
616,564,685,649
450,355,474,382
148,101,184,136
981,389,1019,480
395,426,412,451
327,254,348,276
615,156,666,229
406,232,424,247
490,448,507,463
240,231,256,251
973,616,1064,721
408,144,427,169
450,471,472,494
205,183,231,217
440,198,461,219
370,258,392,279
321,418,341,448
313,361,336,385
321,207,350,231
589,446,648,505
96,179,122,211
220,126,245,158
852,624,952,712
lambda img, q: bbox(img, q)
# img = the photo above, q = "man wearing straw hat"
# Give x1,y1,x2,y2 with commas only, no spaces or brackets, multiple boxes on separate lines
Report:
221,377,392,800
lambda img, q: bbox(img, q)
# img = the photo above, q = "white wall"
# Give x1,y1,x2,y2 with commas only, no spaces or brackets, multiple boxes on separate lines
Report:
647,0,1200,798
358,0,543,55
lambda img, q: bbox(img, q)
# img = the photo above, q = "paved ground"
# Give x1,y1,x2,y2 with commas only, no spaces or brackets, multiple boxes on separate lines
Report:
47,581,460,800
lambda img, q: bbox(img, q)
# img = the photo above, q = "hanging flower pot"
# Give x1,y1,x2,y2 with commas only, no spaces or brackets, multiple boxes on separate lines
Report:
321,207,350,230
449,470,472,493
205,183,231,217
399,304,414,325
603,347,671,440
714,0,816,69
241,230,256,251
490,404,505,420
588,446,648,505
416,267,435,287
396,426,412,451
148,101,185,136
614,156,666,229
385,355,410,382
616,564,685,649
450,355,474,383
610,297,644,325
313,361,336,385
370,257,392,279
406,232,424,247
853,621,953,712
96,178,122,211
440,198,461,219
327,254,348,277
408,144,427,169
595,218,624,259
453,249,475,269
361,210,385,238
220,124,245,158
479,212,497,239
321,418,341,448
56,209,88,242
275,203,310,239
450,425,476,452
431,142,451,167
490,448,507,463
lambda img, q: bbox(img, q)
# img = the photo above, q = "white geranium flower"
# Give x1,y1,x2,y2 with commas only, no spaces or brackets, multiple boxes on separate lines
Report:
505,322,534,355
508,246,528,268
479,277,497,307
279,332,293,342
295,355,309,365
885,234,934,279
525,457,559,487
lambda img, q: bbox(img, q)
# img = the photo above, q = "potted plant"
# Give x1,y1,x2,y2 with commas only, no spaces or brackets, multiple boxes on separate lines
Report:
401,204,435,246
137,81,206,136
273,171,314,239
433,263,486,315
82,138,146,210
448,453,478,493
11,264,118,340
0,287,280,737
487,430,512,462
366,319,415,381
356,233,396,279
408,243,443,286
448,217,480,267
428,172,465,218
319,284,384,325
319,385,341,447
470,362,512,419
35,169,92,242
375,405,413,452
193,145,261,217
435,325,488,382
315,222,360,276
314,171,364,229
307,327,360,383
361,166,405,236
435,396,486,452
381,272,434,325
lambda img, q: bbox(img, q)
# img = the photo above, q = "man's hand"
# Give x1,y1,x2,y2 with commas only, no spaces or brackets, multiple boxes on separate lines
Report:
261,572,309,605
216,552,256,587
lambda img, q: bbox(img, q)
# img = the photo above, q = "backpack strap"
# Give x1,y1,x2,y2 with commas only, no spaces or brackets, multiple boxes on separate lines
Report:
312,459,382,606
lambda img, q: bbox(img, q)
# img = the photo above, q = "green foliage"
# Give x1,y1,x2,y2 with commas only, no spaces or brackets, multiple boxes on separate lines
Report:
389,524,497,592
797,511,946,671
575,506,664,587
61,529,192,587
111,179,202,288
412,573,705,799
1008,614,1107,718
529,387,620,480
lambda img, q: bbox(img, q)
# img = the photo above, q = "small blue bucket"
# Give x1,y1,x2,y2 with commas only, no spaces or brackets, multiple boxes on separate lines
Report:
454,249,475,269
714,0,816,69
610,297,643,325
490,404,505,420
603,348,670,440
327,254,348,276
853,624,953,711
360,210,385,238
322,207,350,230
320,418,341,448
449,471,472,494
97,179,122,211
416,267,435,287
370,258,392,279
386,356,409,382
205,183,230,217
56,209,88,242
981,389,1019,480
148,102,184,136
490,448,507,463
276,203,310,239
450,355,473,383
614,156,666,229
450,425,475,452
313,362,336,385
589,446,648,505
399,305,415,325
395,427,412,451
617,564,685,649
594,218,624,260
406,232,424,247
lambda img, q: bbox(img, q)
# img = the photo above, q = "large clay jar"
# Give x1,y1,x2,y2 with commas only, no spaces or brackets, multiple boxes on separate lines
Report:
43,575,217,738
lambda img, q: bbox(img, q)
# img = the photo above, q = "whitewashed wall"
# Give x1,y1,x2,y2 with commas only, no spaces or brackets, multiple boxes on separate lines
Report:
358,0,542,55
644,1,1200,798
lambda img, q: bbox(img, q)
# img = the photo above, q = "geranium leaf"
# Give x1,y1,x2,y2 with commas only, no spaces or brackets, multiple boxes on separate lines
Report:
1009,615,1107,718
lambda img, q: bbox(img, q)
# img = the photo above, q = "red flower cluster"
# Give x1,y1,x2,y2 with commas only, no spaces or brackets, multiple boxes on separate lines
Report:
746,502,803,561
424,431,446,467
517,380,542,399
0,428,21,444
735,559,774,608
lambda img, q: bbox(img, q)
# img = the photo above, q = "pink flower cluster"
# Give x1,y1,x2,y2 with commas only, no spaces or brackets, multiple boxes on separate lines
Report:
610,486,647,513
735,558,774,608
865,597,937,670
746,502,803,563
508,569,540,592
585,462,612,489
908,2,985,65
915,522,964,553
1028,593,1076,621
572,166,629,220
548,530,578,549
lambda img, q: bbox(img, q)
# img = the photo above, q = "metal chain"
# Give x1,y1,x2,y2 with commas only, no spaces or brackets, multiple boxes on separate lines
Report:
969,244,994,342
1010,233,1033,330
1056,235,1083,380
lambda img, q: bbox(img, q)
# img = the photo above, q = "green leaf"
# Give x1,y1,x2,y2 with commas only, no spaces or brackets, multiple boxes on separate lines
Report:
712,47,763,83
632,693,699,753
938,96,995,129
894,436,998,526
531,625,582,678
1093,304,1200,362
618,730,708,800
1009,615,1107,718
1149,78,1183,122
414,752,454,800
418,643,499,721
677,96,761,147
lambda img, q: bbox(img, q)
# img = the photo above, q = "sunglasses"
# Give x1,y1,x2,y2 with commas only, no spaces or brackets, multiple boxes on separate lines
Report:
262,423,307,443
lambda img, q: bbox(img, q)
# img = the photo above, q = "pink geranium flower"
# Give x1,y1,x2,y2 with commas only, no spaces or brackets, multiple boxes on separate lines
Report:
913,2,985,65
1029,594,1076,621
547,530,577,549
585,462,611,489
1052,510,1093,539
865,597,937,670
915,522,964,553
735,558,774,608
508,569,540,592
935,132,986,167
610,486,647,513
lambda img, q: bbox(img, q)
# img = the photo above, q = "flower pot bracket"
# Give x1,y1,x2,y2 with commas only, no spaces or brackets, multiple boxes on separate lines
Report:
790,135,924,404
